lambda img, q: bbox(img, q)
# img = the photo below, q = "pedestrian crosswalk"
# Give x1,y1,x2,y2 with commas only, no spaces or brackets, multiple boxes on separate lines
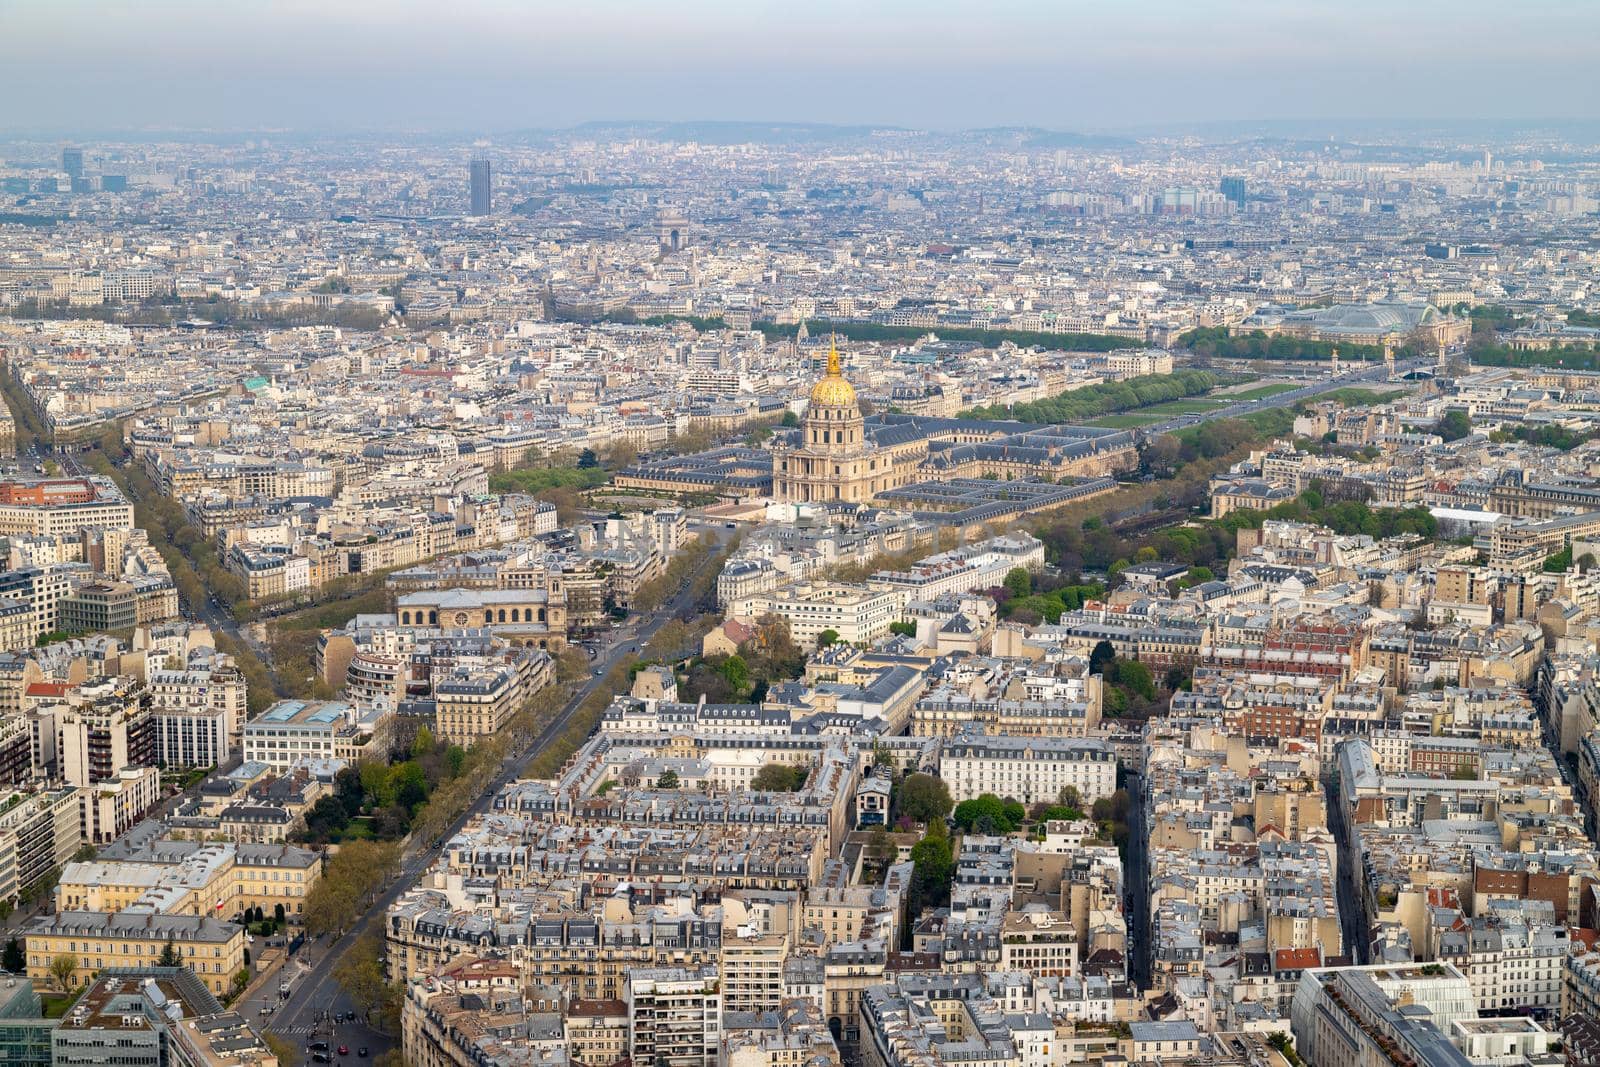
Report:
269,1025,317,1036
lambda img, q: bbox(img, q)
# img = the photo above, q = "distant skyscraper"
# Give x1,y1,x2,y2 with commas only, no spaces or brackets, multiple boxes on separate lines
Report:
1220,176,1247,207
469,158,491,216
61,147,83,179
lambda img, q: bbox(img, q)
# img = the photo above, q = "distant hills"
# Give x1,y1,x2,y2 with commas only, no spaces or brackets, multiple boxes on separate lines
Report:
507,121,1132,150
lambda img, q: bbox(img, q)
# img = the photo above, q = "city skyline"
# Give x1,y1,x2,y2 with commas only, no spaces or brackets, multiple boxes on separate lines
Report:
6,0,1600,135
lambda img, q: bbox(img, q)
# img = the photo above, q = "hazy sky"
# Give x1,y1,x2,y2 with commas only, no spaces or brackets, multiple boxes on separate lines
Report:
6,0,1599,134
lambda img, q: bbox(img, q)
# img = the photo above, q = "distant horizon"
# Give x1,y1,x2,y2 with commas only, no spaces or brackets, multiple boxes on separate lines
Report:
6,115,1600,146
7,1,1600,137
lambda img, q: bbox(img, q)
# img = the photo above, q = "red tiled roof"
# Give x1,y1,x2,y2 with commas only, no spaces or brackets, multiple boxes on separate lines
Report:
1273,947,1322,972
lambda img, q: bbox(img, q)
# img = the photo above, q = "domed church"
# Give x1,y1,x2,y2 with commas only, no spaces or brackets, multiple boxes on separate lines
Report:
772,343,923,503
768,341,1139,506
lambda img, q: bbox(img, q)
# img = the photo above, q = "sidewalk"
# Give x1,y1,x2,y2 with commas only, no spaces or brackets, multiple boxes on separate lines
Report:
232,943,291,1008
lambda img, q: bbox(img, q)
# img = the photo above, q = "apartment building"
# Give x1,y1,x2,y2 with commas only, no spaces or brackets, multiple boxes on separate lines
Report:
626,967,722,1067
59,582,139,634
938,733,1117,807
53,678,155,788
0,478,134,539
867,533,1044,602
0,787,81,908
80,765,161,845
722,999,841,1067
52,967,276,1067
432,649,551,746
721,933,790,1014
149,661,247,766
728,582,904,647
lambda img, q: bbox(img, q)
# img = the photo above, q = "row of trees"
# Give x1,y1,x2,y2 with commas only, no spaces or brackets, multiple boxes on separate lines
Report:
960,369,1220,423
302,840,402,939
334,930,402,1032
633,532,719,613
83,448,250,617
1144,409,1299,478
1221,488,1438,541
3,294,389,332
753,318,1140,353
1491,423,1600,451
1180,327,1397,362
1031,483,1436,585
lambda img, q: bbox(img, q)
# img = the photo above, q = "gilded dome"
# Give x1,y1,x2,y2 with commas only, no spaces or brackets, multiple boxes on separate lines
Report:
809,342,858,409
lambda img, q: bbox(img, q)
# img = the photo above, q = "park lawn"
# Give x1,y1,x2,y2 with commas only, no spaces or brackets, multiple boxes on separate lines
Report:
40,992,76,1018
1321,386,1409,406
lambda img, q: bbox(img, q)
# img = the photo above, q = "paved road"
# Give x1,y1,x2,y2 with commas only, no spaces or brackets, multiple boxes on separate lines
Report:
267,531,729,1058
1143,359,1425,437
1125,771,1151,989
1325,776,1367,966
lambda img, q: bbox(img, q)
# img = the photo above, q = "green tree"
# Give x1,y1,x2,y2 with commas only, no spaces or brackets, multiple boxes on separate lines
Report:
816,629,839,649
1003,567,1032,599
1544,545,1573,573
719,654,750,693
577,448,600,469
334,930,391,1022
1111,658,1156,700
49,953,77,991
1002,798,1025,828
953,793,1019,834
1088,640,1116,676
888,621,917,637
360,761,394,808
780,410,800,428
2,937,23,974
1032,804,1085,824
909,825,954,911
158,940,182,967
656,770,680,789
897,772,953,824
1435,410,1471,442
751,763,807,792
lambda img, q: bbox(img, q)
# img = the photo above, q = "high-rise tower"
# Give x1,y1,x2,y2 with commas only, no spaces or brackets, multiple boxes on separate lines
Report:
469,158,491,216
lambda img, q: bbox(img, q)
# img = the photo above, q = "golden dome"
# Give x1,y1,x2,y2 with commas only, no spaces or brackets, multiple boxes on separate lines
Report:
808,342,858,409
